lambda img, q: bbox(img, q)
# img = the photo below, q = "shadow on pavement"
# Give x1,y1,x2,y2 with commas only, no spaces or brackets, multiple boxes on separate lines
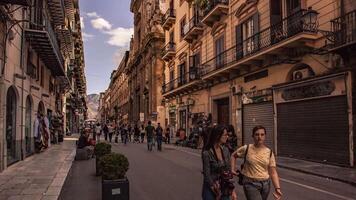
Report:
59,158,101,200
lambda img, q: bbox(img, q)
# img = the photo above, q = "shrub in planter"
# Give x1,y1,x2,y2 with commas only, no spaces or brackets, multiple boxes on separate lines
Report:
101,153,130,200
94,142,111,176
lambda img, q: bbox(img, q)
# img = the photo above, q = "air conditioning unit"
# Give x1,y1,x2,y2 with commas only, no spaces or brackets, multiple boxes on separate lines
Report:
292,68,310,81
231,85,242,95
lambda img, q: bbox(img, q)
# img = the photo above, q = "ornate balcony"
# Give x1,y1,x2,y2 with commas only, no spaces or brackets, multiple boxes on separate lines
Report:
162,42,176,61
0,0,30,6
329,10,356,51
182,15,204,42
201,0,229,26
48,0,65,26
201,9,319,81
25,16,65,76
162,68,202,98
162,9,176,30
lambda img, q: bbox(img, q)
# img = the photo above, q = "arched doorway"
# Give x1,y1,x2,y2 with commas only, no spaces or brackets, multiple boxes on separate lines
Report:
25,96,33,156
6,87,18,165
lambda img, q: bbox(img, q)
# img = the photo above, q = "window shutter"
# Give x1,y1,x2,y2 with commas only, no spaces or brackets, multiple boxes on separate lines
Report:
235,24,243,59
252,12,260,51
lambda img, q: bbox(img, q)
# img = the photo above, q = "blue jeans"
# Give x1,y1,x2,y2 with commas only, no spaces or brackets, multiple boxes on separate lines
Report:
202,182,215,200
243,177,271,200
147,137,153,151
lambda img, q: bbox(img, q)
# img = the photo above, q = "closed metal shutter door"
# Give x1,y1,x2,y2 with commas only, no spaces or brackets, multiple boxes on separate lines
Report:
243,102,274,149
277,96,349,166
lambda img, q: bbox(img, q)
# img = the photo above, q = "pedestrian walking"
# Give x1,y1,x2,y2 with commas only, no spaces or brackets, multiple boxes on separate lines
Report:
134,124,140,143
103,123,109,141
140,125,145,143
122,124,128,145
226,125,237,154
108,123,114,143
145,121,155,151
128,124,132,142
95,123,101,141
156,123,163,151
231,125,282,200
202,126,237,200
165,127,170,144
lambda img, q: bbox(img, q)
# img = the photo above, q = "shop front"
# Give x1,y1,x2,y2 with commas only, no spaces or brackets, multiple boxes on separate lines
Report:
274,72,352,166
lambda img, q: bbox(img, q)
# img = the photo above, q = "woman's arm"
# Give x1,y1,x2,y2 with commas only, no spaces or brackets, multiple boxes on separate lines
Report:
202,151,214,186
269,166,282,200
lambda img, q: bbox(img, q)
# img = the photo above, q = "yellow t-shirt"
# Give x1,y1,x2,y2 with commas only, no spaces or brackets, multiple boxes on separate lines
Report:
236,144,276,180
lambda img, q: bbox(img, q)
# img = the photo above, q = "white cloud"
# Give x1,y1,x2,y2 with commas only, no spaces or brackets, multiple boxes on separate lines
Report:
80,17,84,29
87,12,100,18
113,48,129,65
105,27,134,47
91,17,112,30
82,32,94,41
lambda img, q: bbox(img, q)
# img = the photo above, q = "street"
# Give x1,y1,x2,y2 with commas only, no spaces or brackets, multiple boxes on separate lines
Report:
110,142,356,200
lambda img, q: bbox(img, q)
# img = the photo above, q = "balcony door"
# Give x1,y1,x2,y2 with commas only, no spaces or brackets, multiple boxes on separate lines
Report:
215,36,225,68
178,62,186,86
286,0,302,36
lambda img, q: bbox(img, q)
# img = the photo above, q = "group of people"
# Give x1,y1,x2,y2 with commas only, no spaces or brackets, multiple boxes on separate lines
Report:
202,125,282,200
90,121,171,151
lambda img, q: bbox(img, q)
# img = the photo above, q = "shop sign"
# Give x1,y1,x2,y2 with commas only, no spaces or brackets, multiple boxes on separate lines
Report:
242,88,273,104
282,81,335,101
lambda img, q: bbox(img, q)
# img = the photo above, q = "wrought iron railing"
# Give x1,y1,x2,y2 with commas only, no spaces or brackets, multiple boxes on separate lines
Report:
201,9,319,76
183,15,203,37
29,12,64,68
202,0,229,17
162,8,176,24
331,10,356,48
162,42,176,56
162,69,200,93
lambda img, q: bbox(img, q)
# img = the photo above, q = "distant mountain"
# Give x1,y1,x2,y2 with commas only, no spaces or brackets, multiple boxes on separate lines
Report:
87,93,99,119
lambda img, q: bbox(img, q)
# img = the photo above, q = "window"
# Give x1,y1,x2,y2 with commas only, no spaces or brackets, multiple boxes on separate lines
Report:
40,65,44,87
26,50,37,79
243,18,254,55
178,62,186,86
180,17,186,39
215,36,224,68
169,68,174,90
169,30,174,43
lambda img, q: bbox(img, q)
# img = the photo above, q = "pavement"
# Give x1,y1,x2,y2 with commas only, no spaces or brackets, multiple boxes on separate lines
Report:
0,136,77,200
2,135,356,200
277,156,356,187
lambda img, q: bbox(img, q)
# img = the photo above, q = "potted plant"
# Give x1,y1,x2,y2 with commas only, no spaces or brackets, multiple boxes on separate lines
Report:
101,153,129,200
94,142,112,176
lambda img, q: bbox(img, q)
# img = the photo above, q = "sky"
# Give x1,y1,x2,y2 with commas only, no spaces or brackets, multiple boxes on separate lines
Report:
79,0,134,95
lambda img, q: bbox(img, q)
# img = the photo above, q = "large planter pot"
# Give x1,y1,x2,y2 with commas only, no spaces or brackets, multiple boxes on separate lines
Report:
102,178,129,200
96,157,102,176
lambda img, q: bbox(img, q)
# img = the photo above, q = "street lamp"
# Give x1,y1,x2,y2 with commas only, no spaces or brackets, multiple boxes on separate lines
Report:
302,7,319,32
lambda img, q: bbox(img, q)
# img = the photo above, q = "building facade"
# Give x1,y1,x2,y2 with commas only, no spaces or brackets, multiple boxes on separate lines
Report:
161,0,356,167
0,0,86,171
126,0,165,127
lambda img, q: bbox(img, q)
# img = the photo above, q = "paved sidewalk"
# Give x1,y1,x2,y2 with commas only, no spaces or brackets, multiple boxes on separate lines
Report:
0,138,77,200
277,157,356,187
169,144,356,187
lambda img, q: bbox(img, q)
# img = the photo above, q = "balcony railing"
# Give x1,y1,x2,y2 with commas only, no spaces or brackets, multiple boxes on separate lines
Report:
183,15,204,41
162,42,176,61
330,10,356,50
201,9,318,76
162,69,200,94
162,8,176,29
25,13,65,76
201,0,229,21
0,0,30,5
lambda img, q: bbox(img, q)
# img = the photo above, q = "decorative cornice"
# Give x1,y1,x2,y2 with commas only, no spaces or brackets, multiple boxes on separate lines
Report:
211,22,227,37
235,0,258,19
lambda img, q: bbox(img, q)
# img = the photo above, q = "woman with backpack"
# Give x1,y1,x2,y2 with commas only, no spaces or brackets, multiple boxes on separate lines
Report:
230,125,282,200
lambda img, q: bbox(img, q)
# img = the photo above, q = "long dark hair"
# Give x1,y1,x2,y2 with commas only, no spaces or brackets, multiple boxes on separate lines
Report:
204,125,228,150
